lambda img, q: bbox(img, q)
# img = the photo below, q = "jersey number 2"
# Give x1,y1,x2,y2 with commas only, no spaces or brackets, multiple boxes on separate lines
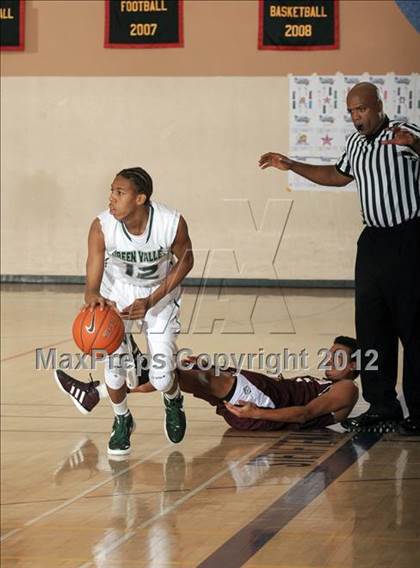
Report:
125,263,158,280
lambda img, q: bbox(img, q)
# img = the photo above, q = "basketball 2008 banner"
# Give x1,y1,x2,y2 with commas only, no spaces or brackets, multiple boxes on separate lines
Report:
105,0,183,48
0,0,25,50
258,0,338,50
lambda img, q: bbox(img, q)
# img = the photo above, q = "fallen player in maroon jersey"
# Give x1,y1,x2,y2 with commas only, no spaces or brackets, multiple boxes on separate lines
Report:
54,336,359,431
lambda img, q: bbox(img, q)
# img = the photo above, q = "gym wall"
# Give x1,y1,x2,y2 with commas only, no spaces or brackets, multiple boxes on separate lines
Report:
1,0,419,281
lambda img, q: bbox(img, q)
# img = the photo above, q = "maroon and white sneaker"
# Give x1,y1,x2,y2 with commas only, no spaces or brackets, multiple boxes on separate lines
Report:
54,370,100,414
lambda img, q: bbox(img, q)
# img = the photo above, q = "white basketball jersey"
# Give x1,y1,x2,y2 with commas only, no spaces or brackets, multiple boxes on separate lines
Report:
98,201,180,287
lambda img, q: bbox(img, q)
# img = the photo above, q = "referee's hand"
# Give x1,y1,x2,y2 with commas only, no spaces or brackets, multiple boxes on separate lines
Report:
381,127,418,148
259,152,293,170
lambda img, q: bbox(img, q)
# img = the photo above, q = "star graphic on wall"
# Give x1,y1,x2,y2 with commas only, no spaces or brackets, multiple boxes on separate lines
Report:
323,97,331,104
321,134,333,145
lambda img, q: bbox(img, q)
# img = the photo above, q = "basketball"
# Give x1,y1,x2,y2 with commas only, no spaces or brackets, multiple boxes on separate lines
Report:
72,305,125,355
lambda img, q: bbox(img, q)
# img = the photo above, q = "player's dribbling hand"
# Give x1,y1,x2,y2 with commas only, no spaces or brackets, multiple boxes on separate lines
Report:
381,127,418,148
259,152,293,171
83,294,117,312
225,400,259,419
120,297,150,320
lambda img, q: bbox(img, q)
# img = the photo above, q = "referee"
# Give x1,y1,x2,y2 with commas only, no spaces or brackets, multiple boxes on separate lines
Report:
259,82,420,435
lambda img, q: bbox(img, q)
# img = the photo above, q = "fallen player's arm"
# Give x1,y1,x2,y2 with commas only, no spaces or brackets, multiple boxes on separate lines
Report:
130,382,156,394
148,216,194,307
225,380,358,424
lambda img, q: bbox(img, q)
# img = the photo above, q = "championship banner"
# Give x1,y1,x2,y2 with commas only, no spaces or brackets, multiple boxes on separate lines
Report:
258,0,338,50
0,0,25,51
105,0,183,48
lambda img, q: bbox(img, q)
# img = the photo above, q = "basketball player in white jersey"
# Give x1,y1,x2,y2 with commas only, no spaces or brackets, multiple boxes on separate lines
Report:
79,166,193,455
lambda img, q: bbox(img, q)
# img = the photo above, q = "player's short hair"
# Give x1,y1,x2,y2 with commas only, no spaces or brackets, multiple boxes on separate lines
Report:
117,167,153,201
334,336,359,378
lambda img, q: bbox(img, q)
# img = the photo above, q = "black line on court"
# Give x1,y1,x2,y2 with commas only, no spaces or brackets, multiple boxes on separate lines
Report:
1,429,237,438
1,415,221,423
2,497,68,507
0,402,231,411
2,488,192,506
197,433,381,568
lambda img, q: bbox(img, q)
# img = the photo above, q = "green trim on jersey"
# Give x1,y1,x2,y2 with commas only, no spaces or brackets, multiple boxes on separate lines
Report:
120,221,132,242
146,204,154,243
119,203,154,243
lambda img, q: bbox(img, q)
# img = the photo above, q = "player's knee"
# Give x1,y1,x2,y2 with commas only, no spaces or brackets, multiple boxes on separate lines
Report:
104,367,126,390
149,369,175,392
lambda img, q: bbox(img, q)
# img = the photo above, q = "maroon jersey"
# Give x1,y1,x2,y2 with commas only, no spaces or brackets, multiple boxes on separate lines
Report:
193,369,334,431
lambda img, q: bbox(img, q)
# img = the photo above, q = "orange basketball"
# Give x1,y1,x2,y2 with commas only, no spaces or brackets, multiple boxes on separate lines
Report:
72,305,125,355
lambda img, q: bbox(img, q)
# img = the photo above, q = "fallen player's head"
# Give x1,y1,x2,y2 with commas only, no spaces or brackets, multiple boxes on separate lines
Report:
325,336,359,381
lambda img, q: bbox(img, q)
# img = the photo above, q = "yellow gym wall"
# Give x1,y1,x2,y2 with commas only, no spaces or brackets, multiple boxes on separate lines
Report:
1,0,419,280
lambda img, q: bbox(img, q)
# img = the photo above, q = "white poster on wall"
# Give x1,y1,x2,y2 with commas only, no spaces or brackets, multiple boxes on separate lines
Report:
288,73,420,191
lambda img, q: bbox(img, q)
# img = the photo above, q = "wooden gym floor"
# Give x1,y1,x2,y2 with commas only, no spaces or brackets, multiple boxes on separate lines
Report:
1,284,419,567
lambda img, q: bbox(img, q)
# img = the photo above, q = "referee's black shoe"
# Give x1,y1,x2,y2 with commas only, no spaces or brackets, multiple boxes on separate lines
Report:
398,417,420,436
341,405,403,433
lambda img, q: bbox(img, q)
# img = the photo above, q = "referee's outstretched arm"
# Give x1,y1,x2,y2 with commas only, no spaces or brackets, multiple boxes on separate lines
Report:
259,151,353,187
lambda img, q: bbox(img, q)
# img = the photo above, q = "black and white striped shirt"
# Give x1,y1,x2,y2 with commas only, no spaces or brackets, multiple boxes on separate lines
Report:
336,118,420,227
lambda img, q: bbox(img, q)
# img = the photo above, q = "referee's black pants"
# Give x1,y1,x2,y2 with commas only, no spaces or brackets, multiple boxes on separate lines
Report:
355,217,420,419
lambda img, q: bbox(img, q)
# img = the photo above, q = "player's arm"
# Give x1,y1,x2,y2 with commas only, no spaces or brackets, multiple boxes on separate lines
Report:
225,380,358,424
84,219,110,310
148,215,194,307
259,152,353,187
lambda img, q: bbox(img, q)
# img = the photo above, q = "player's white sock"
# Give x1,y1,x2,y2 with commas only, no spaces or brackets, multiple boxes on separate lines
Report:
164,385,181,400
111,397,129,416
97,383,109,400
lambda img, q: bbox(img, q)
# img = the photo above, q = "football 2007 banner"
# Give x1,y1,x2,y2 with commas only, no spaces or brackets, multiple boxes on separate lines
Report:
105,0,183,48
0,0,25,50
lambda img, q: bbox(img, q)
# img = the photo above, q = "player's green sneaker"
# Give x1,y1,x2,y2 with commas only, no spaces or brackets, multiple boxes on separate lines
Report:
108,411,135,455
163,394,186,444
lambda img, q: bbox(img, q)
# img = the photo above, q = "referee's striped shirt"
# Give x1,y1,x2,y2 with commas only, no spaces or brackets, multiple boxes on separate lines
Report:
336,117,420,227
